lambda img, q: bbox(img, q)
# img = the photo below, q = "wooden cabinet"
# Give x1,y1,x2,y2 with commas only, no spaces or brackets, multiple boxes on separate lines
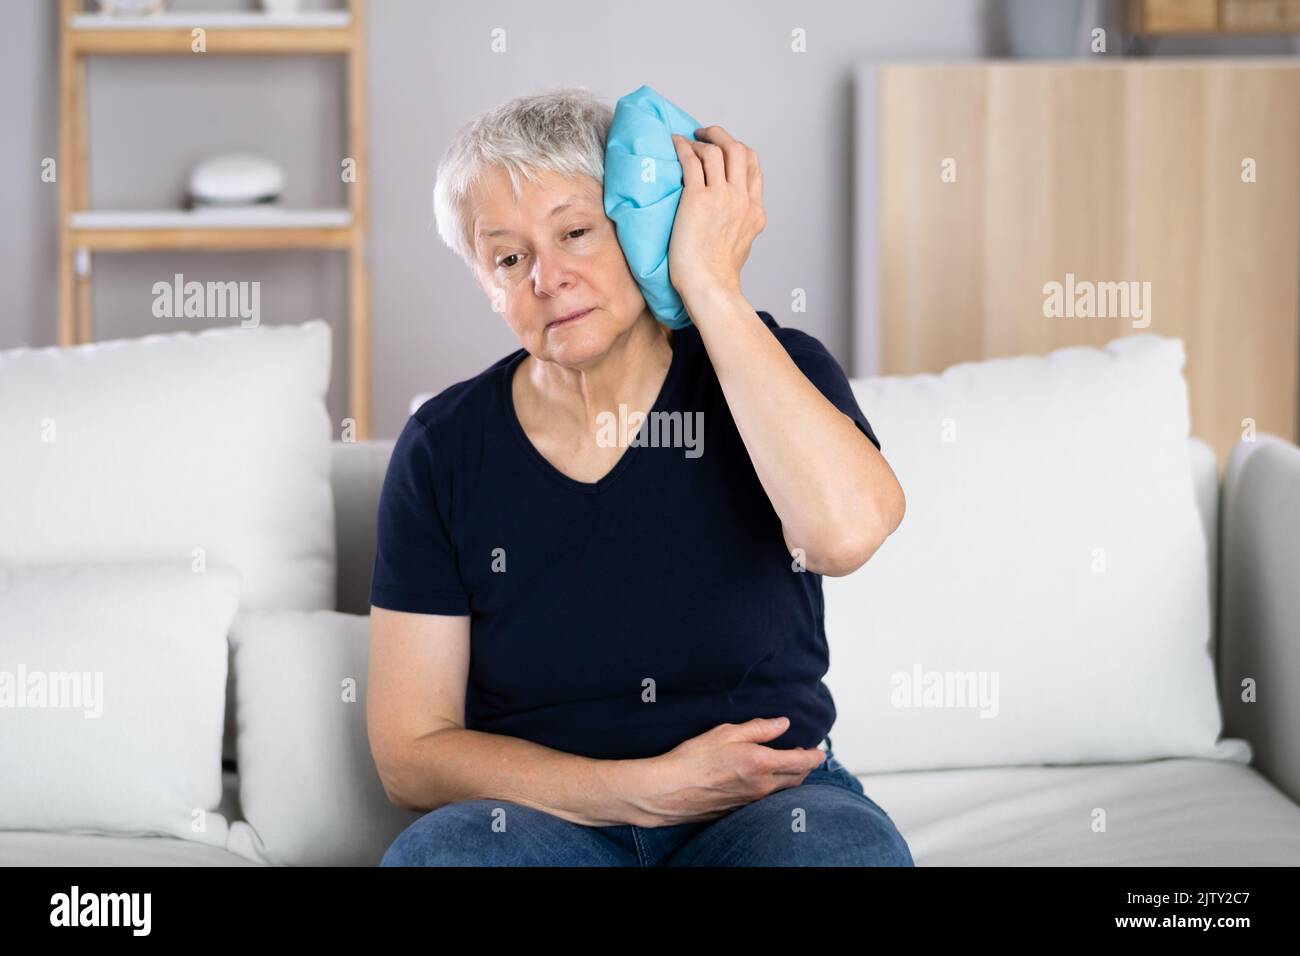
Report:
862,60,1300,469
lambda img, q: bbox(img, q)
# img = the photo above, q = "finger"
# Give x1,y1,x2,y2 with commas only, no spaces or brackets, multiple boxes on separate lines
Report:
747,148,763,206
688,138,727,190
695,124,738,148
728,139,751,198
672,133,704,191
696,125,749,196
765,745,828,776
725,716,790,743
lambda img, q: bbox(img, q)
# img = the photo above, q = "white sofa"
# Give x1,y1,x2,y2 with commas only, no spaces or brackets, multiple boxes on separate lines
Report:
2,323,1300,868
3,431,1299,866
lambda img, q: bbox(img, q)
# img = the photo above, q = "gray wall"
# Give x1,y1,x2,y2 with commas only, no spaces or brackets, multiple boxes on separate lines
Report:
3,0,1296,437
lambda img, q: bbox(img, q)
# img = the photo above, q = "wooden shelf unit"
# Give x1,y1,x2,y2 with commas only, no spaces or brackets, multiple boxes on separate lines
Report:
1129,0,1300,34
58,0,372,438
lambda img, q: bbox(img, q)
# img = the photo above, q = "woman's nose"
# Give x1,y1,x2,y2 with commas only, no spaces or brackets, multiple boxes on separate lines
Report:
531,251,574,298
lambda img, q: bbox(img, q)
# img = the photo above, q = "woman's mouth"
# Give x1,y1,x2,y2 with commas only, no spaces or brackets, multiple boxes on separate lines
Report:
548,307,593,329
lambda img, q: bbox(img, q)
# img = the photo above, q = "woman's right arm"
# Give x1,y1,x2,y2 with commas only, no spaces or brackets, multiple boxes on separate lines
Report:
366,605,646,827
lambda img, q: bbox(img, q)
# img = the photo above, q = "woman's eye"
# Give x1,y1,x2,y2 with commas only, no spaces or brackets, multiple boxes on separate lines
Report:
498,230,586,268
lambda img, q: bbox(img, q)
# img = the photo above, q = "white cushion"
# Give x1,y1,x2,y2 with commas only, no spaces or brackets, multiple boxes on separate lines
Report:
853,754,1299,866
0,319,338,763
0,319,336,612
225,610,421,865
824,334,1230,773
0,563,240,846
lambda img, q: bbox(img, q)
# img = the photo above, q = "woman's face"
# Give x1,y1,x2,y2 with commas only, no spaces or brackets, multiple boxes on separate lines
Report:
469,166,649,369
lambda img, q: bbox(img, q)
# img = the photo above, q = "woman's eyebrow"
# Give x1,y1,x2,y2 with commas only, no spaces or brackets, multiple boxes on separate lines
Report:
477,196,591,240
546,196,584,217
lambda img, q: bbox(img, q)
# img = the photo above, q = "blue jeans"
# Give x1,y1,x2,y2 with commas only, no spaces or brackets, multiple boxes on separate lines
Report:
380,736,915,867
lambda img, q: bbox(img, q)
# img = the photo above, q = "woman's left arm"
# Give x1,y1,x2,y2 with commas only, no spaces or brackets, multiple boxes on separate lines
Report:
688,283,903,576
670,126,904,576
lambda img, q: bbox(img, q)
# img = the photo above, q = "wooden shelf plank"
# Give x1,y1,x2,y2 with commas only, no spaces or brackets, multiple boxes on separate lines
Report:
72,208,352,229
69,227,354,252
72,11,352,30
70,12,354,54
69,209,354,250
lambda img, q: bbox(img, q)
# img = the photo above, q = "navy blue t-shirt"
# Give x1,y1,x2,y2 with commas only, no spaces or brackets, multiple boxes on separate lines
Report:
369,310,880,761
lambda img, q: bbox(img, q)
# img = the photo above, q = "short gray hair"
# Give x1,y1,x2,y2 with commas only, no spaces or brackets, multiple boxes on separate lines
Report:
433,86,614,272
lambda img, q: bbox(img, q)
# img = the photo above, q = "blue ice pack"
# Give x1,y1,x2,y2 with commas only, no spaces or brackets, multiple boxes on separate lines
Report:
603,85,703,330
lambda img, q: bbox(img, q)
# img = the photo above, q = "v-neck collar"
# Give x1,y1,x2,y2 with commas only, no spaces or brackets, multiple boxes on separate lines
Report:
501,330,686,495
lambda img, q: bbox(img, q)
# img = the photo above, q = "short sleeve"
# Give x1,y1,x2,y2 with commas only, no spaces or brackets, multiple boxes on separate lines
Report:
765,315,882,453
368,415,471,615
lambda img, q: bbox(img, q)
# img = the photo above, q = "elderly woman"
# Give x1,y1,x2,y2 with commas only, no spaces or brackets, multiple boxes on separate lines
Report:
368,87,911,867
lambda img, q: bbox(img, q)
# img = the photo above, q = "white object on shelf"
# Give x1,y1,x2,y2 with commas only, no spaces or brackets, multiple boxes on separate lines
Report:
261,0,304,14
71,11,351,30
96,0,168,16
190,153,287,207
70,208,352,230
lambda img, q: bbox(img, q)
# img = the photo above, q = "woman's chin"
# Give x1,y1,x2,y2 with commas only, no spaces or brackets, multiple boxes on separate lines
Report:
538,322,613,367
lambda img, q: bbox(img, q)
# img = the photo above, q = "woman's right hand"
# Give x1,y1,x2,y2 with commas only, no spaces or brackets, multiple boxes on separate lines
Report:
620,717,828,827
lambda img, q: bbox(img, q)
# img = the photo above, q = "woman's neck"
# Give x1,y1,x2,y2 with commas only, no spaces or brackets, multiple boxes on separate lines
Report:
521,311,673,434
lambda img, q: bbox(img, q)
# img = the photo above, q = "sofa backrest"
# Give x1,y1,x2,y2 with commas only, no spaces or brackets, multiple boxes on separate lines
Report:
331,435,1221,648
331,439,396,616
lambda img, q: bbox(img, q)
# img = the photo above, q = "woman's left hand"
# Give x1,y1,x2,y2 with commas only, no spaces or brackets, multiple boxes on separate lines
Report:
668,125,766,304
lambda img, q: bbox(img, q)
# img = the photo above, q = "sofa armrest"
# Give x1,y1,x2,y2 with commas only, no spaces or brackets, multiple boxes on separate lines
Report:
1188,437,1220,657
1219,434,1300,805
